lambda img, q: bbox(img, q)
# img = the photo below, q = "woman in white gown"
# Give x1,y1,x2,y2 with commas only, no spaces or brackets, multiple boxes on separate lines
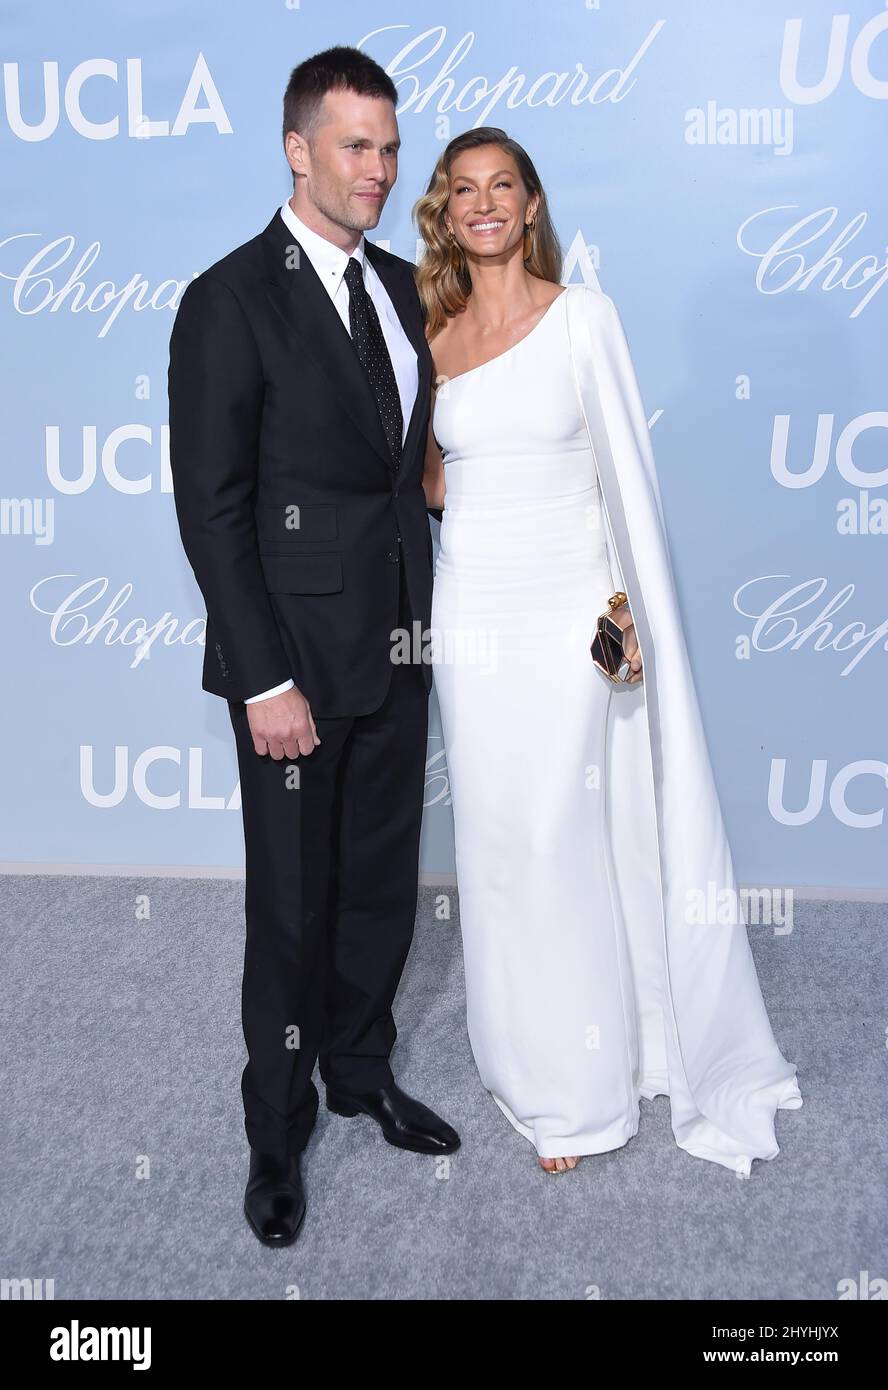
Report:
413,129,802,1175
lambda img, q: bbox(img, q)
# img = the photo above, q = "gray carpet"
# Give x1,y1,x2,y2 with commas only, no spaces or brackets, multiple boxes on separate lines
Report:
1,876,885,1301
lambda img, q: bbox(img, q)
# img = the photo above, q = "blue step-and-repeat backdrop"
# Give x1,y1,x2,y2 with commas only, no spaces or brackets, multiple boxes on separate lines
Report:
2,1,886,888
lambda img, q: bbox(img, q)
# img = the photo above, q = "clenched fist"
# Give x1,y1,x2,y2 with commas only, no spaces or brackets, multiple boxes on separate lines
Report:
246,685,321,760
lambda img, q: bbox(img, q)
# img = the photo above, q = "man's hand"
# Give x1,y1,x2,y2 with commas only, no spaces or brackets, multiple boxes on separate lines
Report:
610,604,644,684
246,685,321,759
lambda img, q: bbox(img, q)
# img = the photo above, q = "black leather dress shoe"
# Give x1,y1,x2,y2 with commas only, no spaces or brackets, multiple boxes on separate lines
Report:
243,1149,306,1247
326,1080,460,1154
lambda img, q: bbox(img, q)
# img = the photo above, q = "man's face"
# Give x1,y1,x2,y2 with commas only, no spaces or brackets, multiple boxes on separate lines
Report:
287,89,400,238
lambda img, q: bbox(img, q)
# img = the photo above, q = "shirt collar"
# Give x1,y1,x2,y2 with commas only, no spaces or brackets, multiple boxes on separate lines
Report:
279,199,365,300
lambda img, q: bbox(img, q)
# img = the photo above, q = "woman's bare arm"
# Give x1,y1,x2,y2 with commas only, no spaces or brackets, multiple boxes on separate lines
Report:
422,409,446,512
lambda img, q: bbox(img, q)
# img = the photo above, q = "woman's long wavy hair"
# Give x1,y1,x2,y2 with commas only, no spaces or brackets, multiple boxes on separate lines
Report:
412,127,562,338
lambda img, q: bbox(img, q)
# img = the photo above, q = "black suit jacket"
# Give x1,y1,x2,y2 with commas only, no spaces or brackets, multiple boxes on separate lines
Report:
167,209,434,717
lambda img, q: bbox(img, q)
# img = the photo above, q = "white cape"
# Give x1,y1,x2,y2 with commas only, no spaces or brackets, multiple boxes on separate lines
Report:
564,284,802,1174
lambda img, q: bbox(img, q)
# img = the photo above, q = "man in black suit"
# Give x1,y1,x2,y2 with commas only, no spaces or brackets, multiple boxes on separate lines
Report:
168,46,459,1248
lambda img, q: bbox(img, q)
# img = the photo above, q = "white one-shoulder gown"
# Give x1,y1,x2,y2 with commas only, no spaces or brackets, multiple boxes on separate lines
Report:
430,286,801,1168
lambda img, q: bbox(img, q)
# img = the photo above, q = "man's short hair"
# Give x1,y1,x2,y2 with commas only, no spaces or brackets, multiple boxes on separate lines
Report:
283,45,398,146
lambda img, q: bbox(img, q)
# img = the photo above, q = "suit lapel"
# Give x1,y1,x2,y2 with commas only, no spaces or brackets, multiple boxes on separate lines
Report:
261,211,430,475
261,211,390,470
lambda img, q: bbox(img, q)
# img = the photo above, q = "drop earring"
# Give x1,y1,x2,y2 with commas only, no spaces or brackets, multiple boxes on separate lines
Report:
523,217,536,260
447,225,464,273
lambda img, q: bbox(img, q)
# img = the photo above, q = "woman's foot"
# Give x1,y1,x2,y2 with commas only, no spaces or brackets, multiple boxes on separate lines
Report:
538,1155,581,1173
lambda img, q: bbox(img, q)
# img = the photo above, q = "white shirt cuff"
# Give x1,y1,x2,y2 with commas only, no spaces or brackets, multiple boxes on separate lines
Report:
244,679,294,704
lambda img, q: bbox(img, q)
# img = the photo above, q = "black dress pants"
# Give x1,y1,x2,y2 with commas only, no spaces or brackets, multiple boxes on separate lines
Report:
227,562,428,1159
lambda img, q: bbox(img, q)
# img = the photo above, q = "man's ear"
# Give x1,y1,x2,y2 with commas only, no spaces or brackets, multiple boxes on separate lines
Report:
285,130,308,178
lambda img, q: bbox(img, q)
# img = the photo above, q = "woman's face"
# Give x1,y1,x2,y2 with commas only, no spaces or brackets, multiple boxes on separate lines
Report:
444,146,538,261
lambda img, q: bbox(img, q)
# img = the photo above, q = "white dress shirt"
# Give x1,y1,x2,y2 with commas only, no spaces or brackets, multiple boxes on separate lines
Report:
245,201,419,705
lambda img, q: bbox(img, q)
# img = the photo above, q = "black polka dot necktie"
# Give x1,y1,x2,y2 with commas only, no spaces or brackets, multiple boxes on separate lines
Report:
343,256,403,470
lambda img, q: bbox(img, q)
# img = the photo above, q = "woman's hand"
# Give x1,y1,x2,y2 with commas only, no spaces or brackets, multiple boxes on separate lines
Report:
610,603,643,684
